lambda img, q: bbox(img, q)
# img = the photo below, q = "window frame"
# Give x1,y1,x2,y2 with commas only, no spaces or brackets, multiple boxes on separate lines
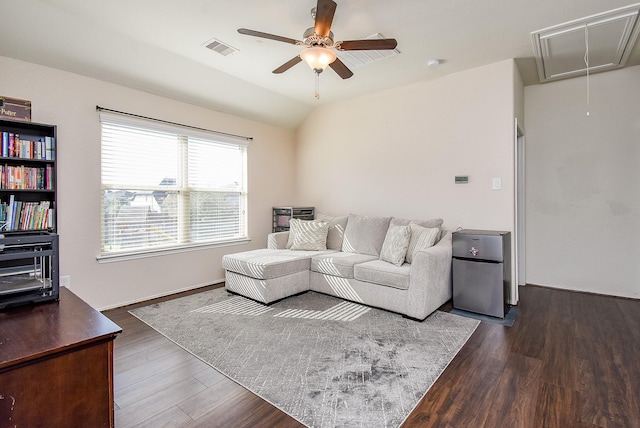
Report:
97,111,250,262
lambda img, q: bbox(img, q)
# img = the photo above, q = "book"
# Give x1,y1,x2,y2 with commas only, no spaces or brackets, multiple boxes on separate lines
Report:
6,195,14,230
8,133,14,157
45,137,55,160
1,132,7,157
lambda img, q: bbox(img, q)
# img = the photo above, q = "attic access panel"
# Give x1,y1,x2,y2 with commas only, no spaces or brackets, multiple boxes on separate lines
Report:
532,3,640,82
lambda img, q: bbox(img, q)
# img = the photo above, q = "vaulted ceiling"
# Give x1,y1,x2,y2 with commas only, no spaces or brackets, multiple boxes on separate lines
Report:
1,0,639,128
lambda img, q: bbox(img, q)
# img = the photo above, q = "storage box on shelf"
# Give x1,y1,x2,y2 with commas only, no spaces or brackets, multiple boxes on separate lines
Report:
0,96,32,122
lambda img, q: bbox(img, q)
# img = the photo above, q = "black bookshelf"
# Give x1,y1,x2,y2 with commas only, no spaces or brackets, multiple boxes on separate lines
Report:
0,118,59,309
0,118,56,233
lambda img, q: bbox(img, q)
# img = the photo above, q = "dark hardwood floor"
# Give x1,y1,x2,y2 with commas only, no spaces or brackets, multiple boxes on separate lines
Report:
103,284,640,427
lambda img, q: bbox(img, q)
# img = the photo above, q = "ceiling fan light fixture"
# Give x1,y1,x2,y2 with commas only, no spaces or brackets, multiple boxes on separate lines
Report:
300,46,337,73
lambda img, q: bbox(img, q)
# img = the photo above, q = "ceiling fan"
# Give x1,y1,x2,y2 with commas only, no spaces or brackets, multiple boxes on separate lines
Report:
238,0,398,98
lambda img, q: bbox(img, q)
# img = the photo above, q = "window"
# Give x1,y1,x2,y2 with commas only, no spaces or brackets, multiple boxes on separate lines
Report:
99,111,250,259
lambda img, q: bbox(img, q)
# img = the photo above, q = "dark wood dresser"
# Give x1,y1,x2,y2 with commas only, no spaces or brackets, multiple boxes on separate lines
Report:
0,287,122,427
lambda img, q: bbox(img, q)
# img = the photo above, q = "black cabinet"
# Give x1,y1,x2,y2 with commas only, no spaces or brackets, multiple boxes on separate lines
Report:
272,207,314,232
0,232,59,310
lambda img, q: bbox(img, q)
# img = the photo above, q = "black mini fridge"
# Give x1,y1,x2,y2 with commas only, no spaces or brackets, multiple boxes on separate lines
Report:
452,229,511,318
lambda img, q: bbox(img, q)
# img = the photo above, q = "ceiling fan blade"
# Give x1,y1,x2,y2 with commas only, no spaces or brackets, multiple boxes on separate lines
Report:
329,58,353,79
273,56,303,74
314,0,337,37
337,39,398,51
238,28,300,45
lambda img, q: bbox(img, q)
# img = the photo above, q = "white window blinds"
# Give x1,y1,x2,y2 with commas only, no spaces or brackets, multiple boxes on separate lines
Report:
99,111,249,257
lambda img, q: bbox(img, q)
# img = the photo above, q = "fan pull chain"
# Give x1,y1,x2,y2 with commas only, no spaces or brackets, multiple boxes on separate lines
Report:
314,71,321,100
584,25,590,116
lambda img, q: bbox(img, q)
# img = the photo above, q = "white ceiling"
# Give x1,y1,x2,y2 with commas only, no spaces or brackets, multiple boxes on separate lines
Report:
1,0,639,129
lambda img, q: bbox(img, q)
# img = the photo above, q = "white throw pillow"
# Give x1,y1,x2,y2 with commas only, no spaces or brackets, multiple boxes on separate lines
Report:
406,224,440,263
289,218,330,251
379,224,411,266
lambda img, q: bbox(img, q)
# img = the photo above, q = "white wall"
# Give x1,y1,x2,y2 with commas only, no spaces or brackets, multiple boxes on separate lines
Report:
296,59,523,302
0,55,297,309
296,59,518,234
525,65,640,298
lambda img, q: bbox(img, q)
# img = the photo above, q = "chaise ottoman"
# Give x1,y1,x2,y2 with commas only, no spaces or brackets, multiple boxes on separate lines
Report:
222,248,331,304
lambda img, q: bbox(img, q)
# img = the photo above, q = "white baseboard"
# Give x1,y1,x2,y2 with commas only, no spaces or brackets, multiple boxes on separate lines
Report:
99,278,225,311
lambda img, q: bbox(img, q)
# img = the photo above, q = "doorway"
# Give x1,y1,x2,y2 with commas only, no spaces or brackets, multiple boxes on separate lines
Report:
514,119,526,304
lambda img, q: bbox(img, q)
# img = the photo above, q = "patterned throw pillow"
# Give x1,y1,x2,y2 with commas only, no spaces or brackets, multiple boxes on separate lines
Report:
406,223,440,263
379,224,411,266
289,218,330,251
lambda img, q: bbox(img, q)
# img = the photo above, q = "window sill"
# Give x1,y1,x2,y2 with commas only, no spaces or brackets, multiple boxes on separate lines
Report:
96,238,251,263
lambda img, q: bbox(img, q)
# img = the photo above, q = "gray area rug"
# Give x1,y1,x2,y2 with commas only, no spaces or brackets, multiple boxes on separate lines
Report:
131,289,479,428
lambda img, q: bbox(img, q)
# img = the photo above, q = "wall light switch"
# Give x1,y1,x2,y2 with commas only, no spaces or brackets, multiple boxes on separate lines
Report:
492,178,502,190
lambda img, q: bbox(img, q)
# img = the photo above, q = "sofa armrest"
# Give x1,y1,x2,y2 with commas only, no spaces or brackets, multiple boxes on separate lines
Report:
406,231,453,319
267,231,290,249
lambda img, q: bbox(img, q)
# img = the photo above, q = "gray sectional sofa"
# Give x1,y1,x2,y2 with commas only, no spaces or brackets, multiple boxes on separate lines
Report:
222,213,453,320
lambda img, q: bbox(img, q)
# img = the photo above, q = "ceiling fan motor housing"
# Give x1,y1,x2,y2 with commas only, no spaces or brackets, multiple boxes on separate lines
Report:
303,27,334,47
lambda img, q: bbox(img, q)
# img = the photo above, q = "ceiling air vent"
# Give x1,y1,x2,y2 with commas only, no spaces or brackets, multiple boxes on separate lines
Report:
204,38,238,56
336,33,400,70
531,3,640,82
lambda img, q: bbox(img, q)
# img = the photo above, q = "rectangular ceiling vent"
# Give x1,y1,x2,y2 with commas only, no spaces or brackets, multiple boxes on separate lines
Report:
531,3,640,82
204,38,238,56
336,33,400,70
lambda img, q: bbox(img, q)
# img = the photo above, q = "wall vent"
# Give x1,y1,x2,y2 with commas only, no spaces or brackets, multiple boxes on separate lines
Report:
336,33,400,70
204,38,238,56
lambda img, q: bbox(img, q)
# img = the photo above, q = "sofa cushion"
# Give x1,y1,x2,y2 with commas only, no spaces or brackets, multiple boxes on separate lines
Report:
315,213,349,251
222,249,325,280
354,260,411,290
406,223,440,263
341,214,391,256
311,252,378,279
391,217,444,229
288,218,330,251
379,224,411,266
